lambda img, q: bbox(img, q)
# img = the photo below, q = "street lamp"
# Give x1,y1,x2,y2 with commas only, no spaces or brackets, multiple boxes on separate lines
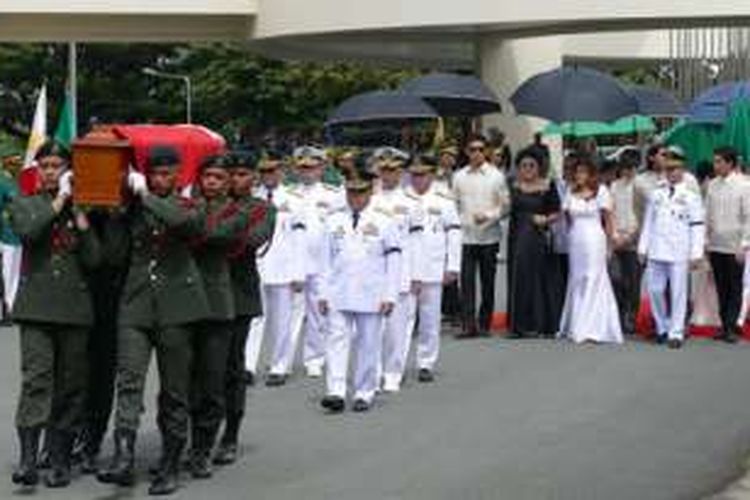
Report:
142,67,192,124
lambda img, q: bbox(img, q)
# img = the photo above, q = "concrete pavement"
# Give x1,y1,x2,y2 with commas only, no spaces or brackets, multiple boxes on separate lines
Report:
0,327,749,499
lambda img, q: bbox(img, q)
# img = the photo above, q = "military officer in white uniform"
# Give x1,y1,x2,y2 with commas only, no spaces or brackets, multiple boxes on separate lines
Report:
638,155,705,349
247,157,307,386
370,147,417,393
291,146,345,378
317,162,402,413
406,156,462,381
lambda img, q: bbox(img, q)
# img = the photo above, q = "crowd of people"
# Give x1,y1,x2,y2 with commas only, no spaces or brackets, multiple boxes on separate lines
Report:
3,129,749,496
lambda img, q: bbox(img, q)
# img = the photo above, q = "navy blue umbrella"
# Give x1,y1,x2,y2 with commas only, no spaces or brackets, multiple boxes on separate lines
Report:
325,91,439,127
628,86,685,117
400,73,501,117
510,66,639,123
686,81,750,124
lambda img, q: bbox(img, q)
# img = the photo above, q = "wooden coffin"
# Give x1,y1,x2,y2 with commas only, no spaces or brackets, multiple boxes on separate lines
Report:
72,131,131,207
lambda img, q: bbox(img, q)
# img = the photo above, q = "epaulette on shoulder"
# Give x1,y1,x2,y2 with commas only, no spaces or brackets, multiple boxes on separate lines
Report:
286,188,303,198
435,191,455,201
322,184,341,192
404,191,419,201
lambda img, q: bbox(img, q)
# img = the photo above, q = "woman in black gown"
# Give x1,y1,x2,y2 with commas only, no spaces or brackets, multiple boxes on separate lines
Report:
507,147,561,337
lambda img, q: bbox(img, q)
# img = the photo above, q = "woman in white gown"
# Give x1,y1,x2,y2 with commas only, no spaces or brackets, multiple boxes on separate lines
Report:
558,157,623,344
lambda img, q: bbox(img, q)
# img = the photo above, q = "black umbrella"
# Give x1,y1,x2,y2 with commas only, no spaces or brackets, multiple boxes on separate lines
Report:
325,90,439,127
400,73,502,117
628,85,685,117
510,66,639,123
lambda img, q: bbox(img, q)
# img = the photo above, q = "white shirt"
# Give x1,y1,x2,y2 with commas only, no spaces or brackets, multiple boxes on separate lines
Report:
253,184,307,285
705,171,750,254
406,185,462,283
452,162,509,245
291,182,346,277
634,169,700,224
610,176,638,249
371,187,419,294
318,205,402,313
638,181,705,263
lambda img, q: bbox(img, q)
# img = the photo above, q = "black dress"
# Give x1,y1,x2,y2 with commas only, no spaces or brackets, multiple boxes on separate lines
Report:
507,184,561,336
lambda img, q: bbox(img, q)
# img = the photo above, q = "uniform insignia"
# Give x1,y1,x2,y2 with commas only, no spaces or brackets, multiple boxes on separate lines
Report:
278,203,290,212
436,191,455,201
393,205,408,215
323,184,340,192
362,223,379,236
333,226,346,237
287,189,303,198
428,206,442,215
404,192,419,200
316,201,330,209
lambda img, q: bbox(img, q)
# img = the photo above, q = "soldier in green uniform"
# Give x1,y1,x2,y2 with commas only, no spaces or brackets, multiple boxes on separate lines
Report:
97,146,210,496
186,154,250,479
213,151,275,466
10,141,101,488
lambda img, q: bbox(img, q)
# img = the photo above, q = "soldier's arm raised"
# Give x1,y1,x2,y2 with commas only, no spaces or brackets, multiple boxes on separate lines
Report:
8,196,57,241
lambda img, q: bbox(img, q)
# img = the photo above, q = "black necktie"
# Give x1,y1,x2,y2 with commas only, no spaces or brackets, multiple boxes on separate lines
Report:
267,189,273,203
669,185,675,198
352,211,360,230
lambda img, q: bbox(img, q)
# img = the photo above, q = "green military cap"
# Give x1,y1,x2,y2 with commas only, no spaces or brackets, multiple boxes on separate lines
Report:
409,154,438,175
199,154,233,172
147,145,180,170
223,150,258,170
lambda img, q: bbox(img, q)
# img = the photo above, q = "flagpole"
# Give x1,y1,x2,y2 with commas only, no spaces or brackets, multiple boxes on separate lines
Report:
68,42,78,136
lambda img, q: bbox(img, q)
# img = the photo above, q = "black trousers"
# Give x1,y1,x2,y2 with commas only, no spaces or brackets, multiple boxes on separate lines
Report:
709,252,744,332
460,243,499,332
609,250,641,334
441,282,461,319
190,320,233,438
225,315,253,420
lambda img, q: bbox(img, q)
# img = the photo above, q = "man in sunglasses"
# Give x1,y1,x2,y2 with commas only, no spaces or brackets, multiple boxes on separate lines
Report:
452,134,509,338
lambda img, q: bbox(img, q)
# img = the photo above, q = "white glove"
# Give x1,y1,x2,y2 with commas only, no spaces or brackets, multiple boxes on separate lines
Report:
58,170,73,199
128,171,148,197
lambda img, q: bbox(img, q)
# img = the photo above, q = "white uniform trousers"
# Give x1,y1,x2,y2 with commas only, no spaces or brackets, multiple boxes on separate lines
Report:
415,283,444,371
302,275,326,374
1,243,21,312
381,292,416,391
325,310,383,403
245,285,305,374
646,260,689,340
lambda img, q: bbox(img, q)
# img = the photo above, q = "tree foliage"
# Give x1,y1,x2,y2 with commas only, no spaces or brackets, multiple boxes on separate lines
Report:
0,42,418,148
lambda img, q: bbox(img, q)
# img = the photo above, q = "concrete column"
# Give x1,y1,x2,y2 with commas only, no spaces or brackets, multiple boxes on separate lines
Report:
478,34,564,169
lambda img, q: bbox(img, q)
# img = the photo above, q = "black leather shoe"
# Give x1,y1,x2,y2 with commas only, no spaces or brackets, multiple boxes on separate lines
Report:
189,453,212,480
320,396,345,413
148,438,183,496
212,442,238,466
12,427,40,486
655,333,667,345
351,399,370,413
668,338,683,349
417,369,435,383
265,374,287,387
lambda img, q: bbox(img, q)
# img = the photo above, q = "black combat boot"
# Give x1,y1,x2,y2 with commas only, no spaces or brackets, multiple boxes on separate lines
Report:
148,437,184,496
12,427,41,486
213,416,241,466
44,430,72,488
96,429,136,486
189,427,215,479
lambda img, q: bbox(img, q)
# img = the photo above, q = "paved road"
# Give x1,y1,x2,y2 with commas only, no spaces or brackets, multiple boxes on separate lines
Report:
0,327,749,500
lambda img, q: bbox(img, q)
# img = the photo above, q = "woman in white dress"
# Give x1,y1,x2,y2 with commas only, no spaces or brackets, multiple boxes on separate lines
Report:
558,156,623,344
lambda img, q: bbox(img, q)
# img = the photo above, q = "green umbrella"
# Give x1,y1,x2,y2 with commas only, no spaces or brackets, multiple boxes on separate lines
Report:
663,120,724,169
542,115,656,137
721,99,750,163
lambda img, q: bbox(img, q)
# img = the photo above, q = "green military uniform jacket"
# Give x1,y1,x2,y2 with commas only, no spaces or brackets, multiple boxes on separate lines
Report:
228,195,275,318
10,194,101,326
115,194,211,328
192,196,248,322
